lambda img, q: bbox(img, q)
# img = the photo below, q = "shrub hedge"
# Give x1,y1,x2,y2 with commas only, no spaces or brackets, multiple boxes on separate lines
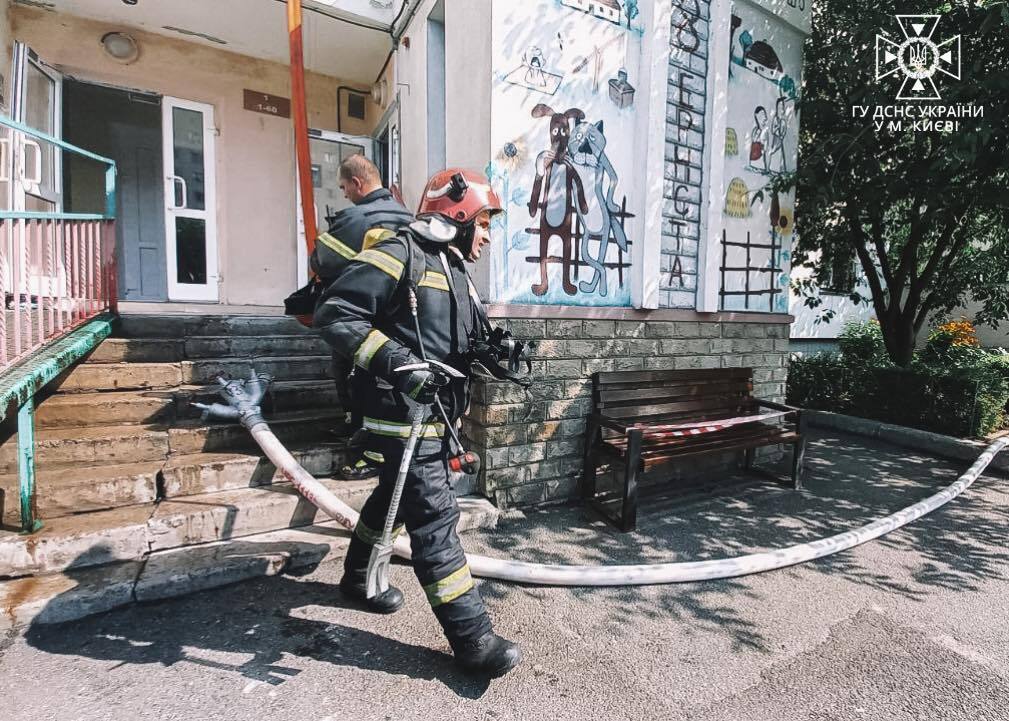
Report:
788,322,1009,438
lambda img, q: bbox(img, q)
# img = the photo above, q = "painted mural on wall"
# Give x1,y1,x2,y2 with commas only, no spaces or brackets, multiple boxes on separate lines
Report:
662,0,712,309
718,2,803,314
488,0,644,306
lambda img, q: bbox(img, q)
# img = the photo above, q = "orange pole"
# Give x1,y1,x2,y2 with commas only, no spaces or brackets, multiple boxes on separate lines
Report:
288,0,318,257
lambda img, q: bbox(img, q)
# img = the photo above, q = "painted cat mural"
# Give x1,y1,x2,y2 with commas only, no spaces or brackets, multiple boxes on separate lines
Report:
568,119,628,297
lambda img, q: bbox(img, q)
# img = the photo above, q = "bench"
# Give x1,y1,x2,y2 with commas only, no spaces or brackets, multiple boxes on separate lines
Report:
581,368,806,531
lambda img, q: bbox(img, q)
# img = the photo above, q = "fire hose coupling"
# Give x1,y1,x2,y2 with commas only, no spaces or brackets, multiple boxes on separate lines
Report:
193,369,274,429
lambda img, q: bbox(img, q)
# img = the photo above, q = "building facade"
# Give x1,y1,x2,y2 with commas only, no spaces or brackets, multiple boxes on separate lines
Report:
1,0,812,507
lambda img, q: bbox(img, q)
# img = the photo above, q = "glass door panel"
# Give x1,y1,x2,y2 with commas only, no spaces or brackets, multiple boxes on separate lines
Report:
163,97,217,301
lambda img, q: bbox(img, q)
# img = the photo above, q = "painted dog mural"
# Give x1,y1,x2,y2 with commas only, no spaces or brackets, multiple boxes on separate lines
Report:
567,119,628,297
528,104,589,296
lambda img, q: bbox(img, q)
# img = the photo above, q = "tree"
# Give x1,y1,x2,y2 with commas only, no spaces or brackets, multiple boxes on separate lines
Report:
624,0,639,29
790,0,1009,366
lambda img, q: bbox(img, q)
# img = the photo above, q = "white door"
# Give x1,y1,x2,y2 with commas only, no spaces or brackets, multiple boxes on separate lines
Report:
163,97,218,301
9,41,62,214
295,130,373,287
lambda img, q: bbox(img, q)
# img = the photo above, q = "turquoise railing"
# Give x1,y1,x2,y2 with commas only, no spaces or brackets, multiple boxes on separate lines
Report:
0,114,118,533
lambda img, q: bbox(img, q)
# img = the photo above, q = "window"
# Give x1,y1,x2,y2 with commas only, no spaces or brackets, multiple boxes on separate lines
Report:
817,248,858,295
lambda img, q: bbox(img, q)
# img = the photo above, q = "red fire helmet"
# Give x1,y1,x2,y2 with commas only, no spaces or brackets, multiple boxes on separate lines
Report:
417,169,503,225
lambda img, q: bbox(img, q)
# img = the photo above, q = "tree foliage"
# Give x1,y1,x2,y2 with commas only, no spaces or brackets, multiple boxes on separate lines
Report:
791,0,1009,365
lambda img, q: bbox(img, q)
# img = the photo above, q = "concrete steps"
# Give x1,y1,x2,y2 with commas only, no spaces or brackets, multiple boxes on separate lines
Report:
86,335,330,364
56,355,331,392
33,380,340,430
35,390,176,428
0,314,501,630
160,444,347,498
0,409,344,473
0,497,499,630
115,314,318,339
0,443,353,526
0,478,378,578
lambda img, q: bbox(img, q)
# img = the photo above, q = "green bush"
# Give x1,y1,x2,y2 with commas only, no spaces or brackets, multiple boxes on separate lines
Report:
787,346,1009,438
837,320,888,365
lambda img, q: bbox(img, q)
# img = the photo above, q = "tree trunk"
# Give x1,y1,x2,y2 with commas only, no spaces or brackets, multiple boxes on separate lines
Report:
881,312,917,367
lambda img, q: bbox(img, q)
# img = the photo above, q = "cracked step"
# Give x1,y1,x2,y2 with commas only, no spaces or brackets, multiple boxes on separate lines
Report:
0,424,170,474
167,409,345,455
0,443,354,526
0,461,160,526
0,484,499,581
0,504,154,579
146,478,378,552
161,444,351,498
0,480,369,579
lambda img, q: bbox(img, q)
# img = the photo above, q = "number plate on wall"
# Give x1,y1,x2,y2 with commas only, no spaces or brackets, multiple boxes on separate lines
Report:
243,90,291,118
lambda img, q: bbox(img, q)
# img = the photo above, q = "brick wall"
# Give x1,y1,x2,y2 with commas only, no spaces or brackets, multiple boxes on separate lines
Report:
462,317,790,508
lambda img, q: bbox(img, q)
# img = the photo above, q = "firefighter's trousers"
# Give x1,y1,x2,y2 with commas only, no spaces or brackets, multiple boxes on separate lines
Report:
341,433,493,646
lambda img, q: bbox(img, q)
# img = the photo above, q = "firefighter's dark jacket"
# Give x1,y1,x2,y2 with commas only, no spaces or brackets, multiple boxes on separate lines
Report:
310,188,414,285
313,220,488,428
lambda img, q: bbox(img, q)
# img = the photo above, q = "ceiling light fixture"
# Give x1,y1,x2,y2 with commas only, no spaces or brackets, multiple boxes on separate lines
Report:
100,32,140,64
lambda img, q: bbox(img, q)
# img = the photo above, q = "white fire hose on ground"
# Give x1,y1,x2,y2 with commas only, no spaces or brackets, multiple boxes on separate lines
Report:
196,371,1009,587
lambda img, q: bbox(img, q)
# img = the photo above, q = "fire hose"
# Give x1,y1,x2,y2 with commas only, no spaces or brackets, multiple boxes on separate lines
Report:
196,371,1009,586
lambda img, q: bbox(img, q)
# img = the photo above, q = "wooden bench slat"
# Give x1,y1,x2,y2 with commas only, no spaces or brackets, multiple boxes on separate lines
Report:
598,408,757,436
597,381,752,405
641,433,799,467
605,422,786,454
594,367,752,386
603,398,752,420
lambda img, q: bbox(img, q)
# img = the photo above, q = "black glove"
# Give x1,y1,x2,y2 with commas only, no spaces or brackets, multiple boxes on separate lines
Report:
393,368,441,404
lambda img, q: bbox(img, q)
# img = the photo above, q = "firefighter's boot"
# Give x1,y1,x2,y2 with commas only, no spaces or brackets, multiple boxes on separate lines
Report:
338,577,405,614
452,631,523,677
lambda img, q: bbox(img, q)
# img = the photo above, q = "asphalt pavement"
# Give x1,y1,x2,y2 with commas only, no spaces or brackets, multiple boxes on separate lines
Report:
2,430,1008,721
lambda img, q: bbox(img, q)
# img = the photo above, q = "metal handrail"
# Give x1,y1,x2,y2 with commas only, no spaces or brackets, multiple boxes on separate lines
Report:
0,115,120,534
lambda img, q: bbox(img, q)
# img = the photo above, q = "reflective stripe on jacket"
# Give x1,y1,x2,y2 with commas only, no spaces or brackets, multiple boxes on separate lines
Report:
313,221,486,425
309,188,414,286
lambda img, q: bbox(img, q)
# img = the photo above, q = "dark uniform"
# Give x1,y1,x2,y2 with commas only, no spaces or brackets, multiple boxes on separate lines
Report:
313,220,492,648
310,188,413,435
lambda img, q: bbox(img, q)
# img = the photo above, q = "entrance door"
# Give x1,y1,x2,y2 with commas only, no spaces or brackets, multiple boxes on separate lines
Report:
163,97,218,301
63,80,167,302
10,42,62,214
5,42,62,302
295,130,373,287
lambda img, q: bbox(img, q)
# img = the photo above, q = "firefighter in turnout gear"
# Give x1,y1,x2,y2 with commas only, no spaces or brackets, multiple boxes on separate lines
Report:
310,155,413,481
314,169,522,677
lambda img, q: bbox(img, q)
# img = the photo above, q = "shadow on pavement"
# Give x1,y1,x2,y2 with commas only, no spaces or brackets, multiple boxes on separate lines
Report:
470,430,1009,652
24,544,491,700
21,429,1009,691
